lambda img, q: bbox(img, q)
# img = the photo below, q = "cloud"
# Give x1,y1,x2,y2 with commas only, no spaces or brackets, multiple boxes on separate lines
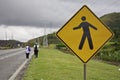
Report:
0,0,69,27
0,25,58,42
0,0,119,28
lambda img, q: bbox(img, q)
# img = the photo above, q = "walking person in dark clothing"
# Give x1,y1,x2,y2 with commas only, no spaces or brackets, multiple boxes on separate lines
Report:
34,43,39,58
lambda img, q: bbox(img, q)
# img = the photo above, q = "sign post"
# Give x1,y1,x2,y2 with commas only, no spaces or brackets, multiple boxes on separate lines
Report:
84,63,86,80
56,5,114,80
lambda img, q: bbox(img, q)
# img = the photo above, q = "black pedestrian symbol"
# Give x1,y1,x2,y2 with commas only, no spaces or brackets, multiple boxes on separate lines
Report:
73,16,97,50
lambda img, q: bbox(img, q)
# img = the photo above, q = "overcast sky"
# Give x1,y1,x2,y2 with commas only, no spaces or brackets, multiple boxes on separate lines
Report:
0,0,120,42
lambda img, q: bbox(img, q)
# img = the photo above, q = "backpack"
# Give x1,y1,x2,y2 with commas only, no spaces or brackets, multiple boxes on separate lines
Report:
34,45,38,51
28,47,31,51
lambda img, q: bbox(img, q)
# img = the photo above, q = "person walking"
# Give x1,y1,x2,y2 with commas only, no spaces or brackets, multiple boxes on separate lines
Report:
25,45,31,59
34,43,39,58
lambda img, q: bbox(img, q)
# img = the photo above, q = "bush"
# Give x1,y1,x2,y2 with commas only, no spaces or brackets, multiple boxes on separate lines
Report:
56,44,66,49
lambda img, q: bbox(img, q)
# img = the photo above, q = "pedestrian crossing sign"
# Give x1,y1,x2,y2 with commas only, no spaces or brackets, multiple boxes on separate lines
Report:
56,5,114,63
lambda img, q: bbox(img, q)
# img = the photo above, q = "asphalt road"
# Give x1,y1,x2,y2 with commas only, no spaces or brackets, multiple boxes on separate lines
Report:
0,48,32,80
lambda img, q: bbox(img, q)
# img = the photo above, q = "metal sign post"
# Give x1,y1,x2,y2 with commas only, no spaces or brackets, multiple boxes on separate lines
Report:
84,63,86,80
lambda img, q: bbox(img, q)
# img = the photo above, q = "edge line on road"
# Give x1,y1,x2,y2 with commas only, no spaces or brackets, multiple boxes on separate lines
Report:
8,52,33,80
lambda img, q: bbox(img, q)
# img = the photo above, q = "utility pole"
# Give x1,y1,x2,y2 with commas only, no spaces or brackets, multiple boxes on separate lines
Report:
43,25,48,47
5,27,7,41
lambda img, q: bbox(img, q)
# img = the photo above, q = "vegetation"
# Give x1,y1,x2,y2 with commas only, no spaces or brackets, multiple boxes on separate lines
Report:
23,48,120,80
100,12,120,42
27,32,61,47
98,12,120,62
0,40,24,49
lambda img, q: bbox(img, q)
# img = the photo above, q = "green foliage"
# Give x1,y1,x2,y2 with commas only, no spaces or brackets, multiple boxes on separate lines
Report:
27,32,61,46
96,12,120,62
56,44,66,49
47,32,61,44
99,49,120,62
100,12,120,41
0,40,24,49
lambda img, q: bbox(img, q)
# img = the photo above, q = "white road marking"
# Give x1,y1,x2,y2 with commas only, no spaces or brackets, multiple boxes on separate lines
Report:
8,52,33,80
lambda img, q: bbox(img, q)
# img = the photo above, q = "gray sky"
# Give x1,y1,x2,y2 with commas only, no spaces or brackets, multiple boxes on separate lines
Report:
0,0,120,27
0,0,120,42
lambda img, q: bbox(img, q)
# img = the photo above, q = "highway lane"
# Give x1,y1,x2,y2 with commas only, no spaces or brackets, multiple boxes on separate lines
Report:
0,48,33,80
0,48,24,56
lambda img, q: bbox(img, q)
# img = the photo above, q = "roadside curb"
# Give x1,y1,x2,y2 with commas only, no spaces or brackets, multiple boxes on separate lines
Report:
8,53,33,80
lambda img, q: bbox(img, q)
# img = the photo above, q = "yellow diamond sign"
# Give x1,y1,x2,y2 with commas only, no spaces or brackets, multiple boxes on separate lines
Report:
56,5,114,63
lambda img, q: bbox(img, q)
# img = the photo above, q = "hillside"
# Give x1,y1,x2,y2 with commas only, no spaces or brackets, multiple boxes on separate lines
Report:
28,32,61,46
0,40,24,49
96,12,120,62
29,12,120,45
100,12,120,41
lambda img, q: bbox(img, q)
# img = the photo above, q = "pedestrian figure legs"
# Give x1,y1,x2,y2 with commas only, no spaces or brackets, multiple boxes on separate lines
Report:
26,53,29,59
87,33,93,49
35,52,38,58
34,51,38,58
79,34,86,49
79,33,93,50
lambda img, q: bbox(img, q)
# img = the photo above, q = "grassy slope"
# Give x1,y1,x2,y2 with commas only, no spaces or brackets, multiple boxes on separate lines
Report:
23,48,120,80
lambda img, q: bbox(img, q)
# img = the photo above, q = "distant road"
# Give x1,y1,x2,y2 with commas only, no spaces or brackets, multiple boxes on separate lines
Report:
0,48,33,80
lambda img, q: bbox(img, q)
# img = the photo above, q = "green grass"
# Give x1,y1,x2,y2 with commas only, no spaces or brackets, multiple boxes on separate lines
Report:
23,48,120,80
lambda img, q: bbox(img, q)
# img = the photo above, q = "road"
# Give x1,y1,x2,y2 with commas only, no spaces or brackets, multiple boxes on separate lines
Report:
0,48,33,80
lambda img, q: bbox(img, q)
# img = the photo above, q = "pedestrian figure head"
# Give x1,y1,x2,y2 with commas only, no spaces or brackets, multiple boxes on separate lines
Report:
81,16,86,21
